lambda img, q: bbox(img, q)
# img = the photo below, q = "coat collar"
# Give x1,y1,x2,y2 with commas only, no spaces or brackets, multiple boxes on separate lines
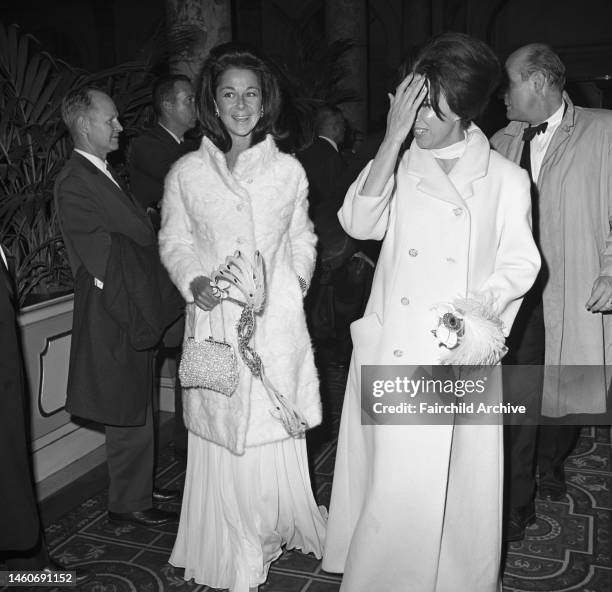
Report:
405,123,490,205
541,92,574,169
200,134,277,177
69,152,153,228
70,151,130,197
500,92,575,139
499,92,575,173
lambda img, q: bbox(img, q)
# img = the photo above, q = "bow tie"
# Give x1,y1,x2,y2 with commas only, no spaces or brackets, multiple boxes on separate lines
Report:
522,122,548,142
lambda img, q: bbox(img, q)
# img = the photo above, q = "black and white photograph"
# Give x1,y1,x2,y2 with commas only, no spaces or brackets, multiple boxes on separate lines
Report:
1,1,611,591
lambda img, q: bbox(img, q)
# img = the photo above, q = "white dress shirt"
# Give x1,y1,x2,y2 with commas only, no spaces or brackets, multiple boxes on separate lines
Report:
74,149,121,189
0,245,8,270
319,135,339,152
531,101,565,182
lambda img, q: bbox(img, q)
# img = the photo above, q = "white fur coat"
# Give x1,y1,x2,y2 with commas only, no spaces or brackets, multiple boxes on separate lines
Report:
159,135,321,454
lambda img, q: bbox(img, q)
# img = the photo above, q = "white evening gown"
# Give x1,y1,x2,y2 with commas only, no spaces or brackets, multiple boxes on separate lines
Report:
170,431,327,591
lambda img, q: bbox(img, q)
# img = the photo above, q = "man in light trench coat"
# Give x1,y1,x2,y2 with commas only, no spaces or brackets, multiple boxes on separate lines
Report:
491,42,612,541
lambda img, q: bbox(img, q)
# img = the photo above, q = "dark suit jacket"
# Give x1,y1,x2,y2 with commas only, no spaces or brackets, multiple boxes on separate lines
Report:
0,251,40,550
54,152,157,426
296,136,346,219
103,233,184,351
128,123,198,209
297,136,356,264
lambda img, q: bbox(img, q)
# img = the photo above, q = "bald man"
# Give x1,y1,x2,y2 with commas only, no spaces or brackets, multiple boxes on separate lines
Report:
492,43,612,541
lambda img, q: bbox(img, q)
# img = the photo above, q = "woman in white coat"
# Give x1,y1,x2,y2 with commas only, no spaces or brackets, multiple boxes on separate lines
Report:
322,33,541,591
159,43,325,592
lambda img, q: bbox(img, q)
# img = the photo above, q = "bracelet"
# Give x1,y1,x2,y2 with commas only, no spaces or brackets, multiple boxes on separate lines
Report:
297,275,309,295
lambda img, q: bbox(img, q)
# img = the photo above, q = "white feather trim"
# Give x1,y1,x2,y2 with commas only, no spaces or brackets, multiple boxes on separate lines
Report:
432,296,507,366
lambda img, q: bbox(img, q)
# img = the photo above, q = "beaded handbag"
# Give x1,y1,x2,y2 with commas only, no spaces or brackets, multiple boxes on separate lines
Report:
178,302,239,396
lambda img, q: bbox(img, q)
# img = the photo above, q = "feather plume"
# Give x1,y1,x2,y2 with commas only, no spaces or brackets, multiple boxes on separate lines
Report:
211,250,266,311
211,251,309,436
432,296,507,366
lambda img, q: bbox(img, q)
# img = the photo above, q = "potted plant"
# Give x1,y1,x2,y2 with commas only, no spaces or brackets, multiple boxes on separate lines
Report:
0,22,156,493
0,23,154,307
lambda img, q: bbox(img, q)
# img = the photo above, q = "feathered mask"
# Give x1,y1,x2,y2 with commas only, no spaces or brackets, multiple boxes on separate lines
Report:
211,251,309,437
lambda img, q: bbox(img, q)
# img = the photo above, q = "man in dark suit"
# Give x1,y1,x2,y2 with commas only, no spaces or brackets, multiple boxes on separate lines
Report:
129,74,197,227
297,105,346,221
129,75,197,460
0,246,91,583
54,87,178,527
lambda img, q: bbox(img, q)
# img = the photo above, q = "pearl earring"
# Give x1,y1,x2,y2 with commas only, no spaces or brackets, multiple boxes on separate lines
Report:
215,107,220,117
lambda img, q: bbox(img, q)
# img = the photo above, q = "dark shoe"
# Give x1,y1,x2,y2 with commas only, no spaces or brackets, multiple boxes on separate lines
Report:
108,508,178,527
504,506,537,542
538,469,567,501
43,559,93,586
153,487,181,502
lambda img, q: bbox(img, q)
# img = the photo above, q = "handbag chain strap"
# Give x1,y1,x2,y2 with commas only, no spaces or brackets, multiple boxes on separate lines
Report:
187,300,227,343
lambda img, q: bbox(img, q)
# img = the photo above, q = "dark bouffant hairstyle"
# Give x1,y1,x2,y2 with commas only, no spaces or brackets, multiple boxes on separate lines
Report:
412,32,500,128
152,74,192,117
198,42,282,152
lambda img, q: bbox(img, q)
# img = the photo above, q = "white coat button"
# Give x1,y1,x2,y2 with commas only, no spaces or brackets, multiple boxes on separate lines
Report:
393,349,403,357
246,178,253,184
409,249,418,257
237,237,246,244
401,297,410,305
236,204,244,211
453,207,463,216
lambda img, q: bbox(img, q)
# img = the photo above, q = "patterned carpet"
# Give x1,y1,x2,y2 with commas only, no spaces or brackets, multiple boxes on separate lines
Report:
2,366,610,592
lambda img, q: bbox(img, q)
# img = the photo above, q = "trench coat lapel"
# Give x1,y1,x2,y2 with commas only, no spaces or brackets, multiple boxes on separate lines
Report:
538,94,574,182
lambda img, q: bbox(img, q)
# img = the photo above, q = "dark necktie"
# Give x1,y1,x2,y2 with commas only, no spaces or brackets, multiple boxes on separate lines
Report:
519,122,547,249
519,122,548,180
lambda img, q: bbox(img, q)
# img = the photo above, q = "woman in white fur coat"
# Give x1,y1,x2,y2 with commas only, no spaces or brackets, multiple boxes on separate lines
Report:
159,43,325,592
322,34,540,591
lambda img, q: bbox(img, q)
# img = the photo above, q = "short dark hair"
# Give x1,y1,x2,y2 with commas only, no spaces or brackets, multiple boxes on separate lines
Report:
411,32,500,128
197,42,282,152
518,43,566,91
152,74,192,117
61,87,96,131
314,105,344,134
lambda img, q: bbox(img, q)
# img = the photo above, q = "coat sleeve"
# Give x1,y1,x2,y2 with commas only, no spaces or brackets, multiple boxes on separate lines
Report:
337,159,396,240
288,166,317,283
477,166,541,335
159,165,207,302
55,175,111,280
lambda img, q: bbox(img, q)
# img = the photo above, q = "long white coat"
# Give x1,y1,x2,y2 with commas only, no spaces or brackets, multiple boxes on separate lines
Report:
159,135,321,455
322,125,541,591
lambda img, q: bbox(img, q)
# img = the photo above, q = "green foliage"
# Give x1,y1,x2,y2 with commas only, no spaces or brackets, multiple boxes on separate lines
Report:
0,23,152,306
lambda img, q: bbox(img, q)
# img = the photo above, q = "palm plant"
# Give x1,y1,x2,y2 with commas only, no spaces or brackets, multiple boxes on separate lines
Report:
265,10,359,152
0,23,153,306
